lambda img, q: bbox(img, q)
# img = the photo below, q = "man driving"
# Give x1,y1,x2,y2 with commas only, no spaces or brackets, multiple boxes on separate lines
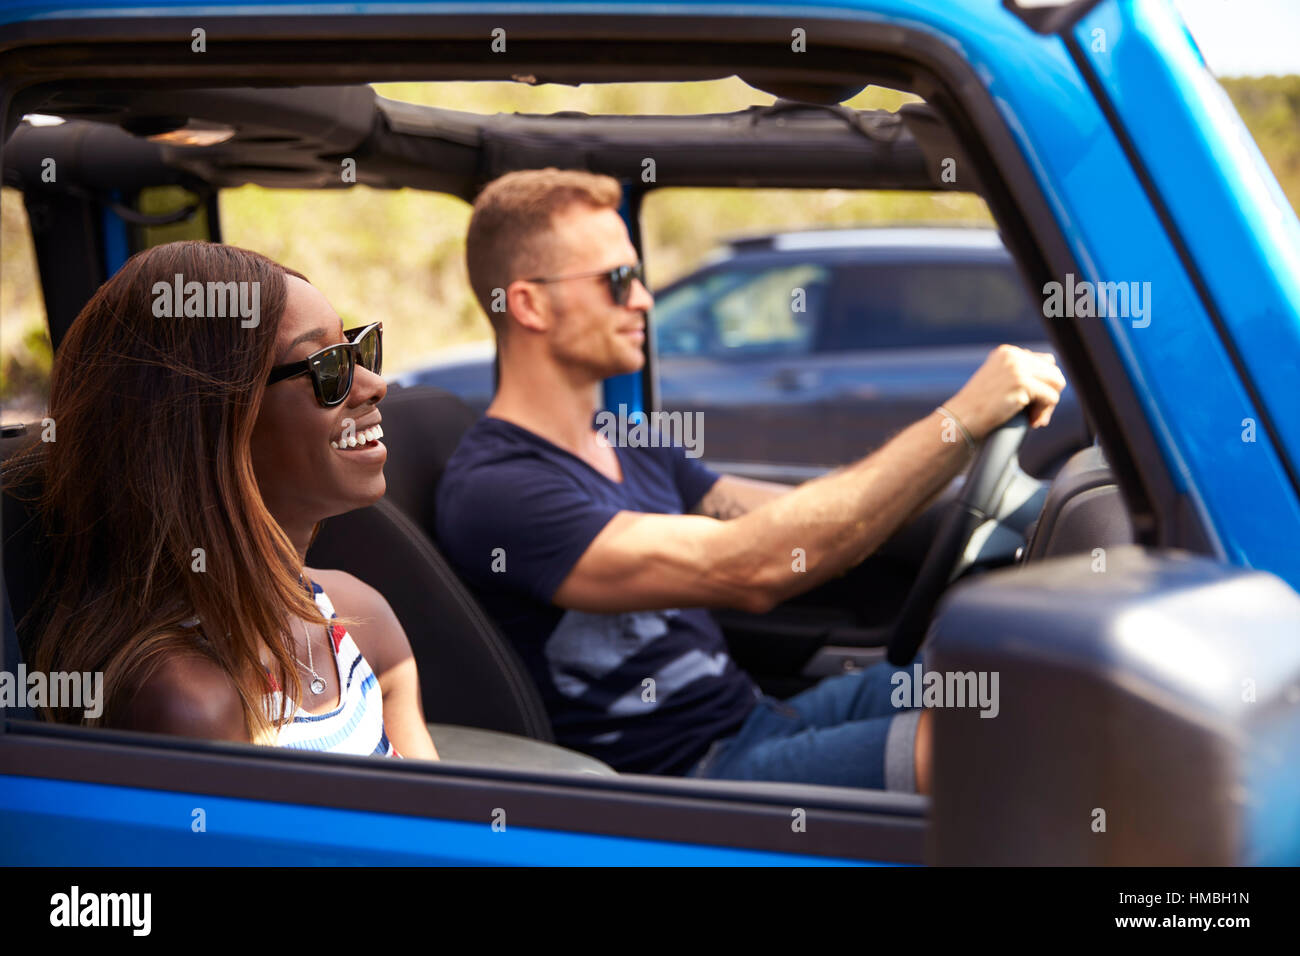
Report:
436,168,1065,791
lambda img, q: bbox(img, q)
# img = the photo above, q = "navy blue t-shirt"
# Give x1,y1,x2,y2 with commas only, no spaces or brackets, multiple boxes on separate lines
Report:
435,416,761,775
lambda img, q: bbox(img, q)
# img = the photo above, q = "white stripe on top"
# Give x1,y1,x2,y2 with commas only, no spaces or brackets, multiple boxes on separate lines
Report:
265,579,400,758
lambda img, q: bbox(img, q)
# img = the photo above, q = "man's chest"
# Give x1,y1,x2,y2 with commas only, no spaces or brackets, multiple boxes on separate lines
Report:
574,453,685,516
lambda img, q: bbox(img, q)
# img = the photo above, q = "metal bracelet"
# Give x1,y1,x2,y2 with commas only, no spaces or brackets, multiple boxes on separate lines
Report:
936,404,976,451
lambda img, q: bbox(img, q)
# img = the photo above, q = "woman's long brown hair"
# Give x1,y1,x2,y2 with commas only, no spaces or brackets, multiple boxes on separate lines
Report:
3,240,352,743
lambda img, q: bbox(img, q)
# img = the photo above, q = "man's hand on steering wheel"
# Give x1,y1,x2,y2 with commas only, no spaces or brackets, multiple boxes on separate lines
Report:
884,345,1067,666
942,344,1067,441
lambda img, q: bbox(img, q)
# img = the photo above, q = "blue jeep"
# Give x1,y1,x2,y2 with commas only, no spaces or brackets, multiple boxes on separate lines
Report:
1,0,1298,867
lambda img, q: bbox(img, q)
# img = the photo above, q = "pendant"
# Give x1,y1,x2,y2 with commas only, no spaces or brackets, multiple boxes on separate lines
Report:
310,677,326,695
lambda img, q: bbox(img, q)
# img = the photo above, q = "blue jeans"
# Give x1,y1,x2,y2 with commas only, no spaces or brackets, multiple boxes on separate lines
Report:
686,660,923,791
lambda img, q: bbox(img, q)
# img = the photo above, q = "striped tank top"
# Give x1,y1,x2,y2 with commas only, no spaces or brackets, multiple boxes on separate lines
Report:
263,579,401,758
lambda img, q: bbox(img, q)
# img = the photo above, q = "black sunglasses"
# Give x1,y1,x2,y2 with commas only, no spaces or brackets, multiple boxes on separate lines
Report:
266,322,382,407
525,262,645,307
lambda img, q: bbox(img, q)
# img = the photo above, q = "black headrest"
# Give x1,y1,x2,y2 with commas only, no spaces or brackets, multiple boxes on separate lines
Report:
374,384,479,540
1024,443,1134,562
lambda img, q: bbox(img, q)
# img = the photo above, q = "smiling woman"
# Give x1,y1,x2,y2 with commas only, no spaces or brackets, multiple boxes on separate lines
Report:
0,240,438,760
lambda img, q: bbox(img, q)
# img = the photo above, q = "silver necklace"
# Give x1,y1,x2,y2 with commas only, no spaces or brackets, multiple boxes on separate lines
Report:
180,599,328,696
294,617,328,695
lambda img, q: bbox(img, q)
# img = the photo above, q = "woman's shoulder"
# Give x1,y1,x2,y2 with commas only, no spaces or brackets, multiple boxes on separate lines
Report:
305,567,374,612
118,650,248,742
304,567,407,677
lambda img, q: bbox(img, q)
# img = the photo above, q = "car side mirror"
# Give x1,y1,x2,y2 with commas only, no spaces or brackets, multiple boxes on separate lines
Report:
925,546,1300,865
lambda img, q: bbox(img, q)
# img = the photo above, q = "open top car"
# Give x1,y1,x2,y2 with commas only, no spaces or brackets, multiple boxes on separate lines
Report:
1,0,1299,866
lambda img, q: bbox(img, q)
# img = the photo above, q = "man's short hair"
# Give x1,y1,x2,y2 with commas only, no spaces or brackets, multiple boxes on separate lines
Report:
465,167,623,334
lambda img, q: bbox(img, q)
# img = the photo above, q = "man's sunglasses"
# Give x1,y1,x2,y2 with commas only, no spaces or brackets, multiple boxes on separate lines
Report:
266,322,382,407
524,262,645,307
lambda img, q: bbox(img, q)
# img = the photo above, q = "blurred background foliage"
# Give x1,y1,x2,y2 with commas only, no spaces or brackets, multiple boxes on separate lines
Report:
4,75,1300,416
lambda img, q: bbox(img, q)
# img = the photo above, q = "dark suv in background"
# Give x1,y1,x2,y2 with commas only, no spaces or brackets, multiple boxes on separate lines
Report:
397,225,1086,479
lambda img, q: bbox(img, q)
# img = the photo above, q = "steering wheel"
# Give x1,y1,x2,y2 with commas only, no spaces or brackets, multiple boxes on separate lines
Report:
885,411,1032,666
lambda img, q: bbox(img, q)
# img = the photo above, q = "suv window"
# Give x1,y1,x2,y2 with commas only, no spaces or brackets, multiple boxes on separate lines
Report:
817,260,1041,352
655,262,830,358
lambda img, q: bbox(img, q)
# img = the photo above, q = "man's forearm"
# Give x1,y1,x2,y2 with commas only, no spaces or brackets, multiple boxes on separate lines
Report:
723,409,973,609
